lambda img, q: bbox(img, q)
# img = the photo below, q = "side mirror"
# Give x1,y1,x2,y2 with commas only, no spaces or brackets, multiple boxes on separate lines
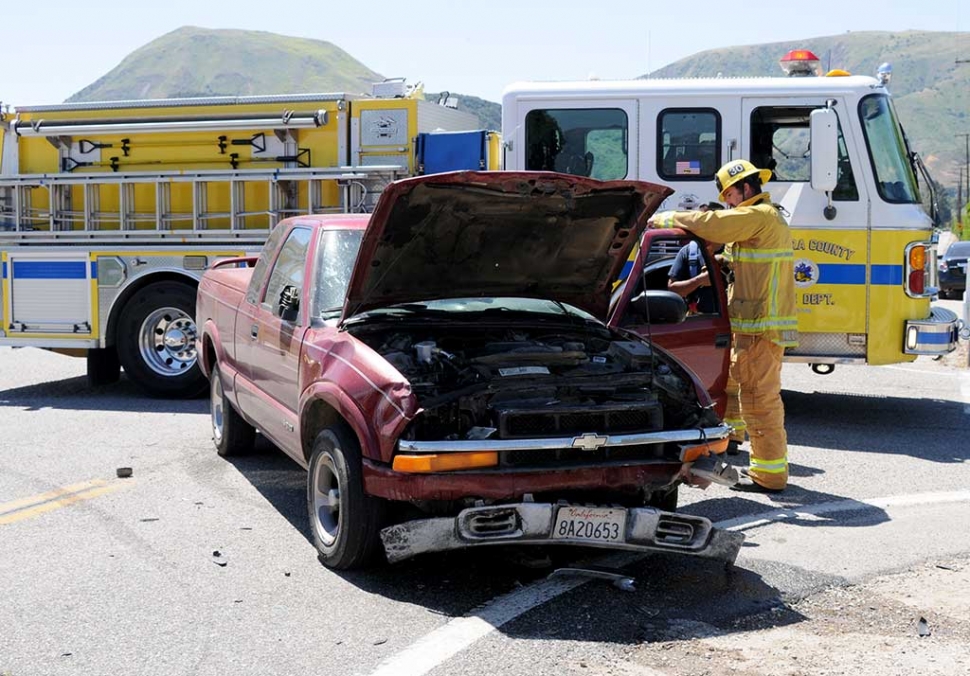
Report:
810,108,839,193
627,290,688,325
277,285,300,322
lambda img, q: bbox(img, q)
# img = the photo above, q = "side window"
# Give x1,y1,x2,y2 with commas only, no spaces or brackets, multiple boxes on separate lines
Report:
524,108,628,180
262,227,312,319
657,109,721,181
750,106,858,201
245,224,290,305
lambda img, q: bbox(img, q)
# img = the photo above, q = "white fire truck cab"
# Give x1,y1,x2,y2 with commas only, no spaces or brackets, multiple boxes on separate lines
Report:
501,53,961,369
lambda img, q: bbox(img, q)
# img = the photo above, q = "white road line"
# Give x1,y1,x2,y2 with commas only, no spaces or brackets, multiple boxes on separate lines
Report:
366,490,970,676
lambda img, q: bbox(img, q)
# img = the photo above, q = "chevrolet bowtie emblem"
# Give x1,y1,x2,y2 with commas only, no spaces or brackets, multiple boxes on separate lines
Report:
571,433,609,451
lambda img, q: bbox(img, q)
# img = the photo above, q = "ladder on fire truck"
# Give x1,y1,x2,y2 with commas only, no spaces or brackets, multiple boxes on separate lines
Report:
0,165,402,240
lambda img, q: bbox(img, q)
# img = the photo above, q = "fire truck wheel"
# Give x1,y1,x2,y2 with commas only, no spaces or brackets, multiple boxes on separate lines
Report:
116,281,206,398
86,347,121,387
646,485,679,512
210,363,255,457
307,425,386,570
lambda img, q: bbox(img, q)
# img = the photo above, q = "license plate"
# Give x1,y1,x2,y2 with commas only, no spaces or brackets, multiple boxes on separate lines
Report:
552,506,626,543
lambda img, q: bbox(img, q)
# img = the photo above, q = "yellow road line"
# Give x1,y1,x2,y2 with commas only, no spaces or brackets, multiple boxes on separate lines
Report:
0,479,126,525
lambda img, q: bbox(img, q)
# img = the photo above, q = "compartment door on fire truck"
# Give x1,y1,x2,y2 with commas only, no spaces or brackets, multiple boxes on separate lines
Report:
508,99,638,181
3,253,95,337
740,97,870,360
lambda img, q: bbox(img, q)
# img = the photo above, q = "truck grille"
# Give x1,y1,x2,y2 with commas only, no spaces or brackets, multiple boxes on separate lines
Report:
501,443,667,468
496,401,662,439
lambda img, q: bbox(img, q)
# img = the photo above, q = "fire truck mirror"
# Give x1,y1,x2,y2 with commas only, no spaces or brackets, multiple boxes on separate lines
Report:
810,108,838,194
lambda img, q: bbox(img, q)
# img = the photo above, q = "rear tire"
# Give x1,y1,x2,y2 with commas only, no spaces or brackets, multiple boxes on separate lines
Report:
86,347,121,387
210,363,255,457
307,426,385,570
116,281,206,398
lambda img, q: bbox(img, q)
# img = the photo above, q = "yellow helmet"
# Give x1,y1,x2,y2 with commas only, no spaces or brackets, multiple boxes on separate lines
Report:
714,160,773,202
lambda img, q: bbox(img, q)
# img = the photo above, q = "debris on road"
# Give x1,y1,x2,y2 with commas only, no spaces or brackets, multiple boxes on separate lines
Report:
550,566,637,592
918,616,931,637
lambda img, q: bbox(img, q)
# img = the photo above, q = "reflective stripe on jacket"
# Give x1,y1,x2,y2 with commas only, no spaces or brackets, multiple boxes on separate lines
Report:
653,193,799,347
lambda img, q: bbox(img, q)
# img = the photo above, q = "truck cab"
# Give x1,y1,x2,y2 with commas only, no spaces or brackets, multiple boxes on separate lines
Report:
502,60,960,369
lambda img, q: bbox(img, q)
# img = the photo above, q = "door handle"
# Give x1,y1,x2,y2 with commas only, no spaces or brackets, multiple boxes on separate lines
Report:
250,324,259,339
715,333,730,348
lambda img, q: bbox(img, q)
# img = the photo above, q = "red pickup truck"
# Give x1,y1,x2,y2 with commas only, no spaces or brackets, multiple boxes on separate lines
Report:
196,171,740,570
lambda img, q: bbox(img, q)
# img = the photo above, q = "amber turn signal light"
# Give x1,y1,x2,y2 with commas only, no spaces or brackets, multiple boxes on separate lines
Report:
679,437,729,463
908,245,926,270
392,452,499,473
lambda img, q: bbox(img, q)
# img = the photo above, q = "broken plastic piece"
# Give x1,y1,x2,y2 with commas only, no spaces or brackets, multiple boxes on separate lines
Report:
918,617,931,637
549,566,636,591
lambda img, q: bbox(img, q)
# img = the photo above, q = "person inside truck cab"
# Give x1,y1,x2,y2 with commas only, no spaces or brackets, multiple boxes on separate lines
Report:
648,159,798,493
667,204,724,314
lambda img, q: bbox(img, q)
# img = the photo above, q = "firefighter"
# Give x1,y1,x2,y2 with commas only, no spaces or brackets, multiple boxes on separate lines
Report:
648,159,798,492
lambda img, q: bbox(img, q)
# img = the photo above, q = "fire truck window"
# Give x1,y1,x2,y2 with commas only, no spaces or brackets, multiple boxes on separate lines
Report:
657,109,721,181
524,108,628,179
750,106,858,201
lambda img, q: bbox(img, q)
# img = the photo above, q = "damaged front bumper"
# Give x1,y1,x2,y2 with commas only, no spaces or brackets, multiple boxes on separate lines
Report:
380,501,743,565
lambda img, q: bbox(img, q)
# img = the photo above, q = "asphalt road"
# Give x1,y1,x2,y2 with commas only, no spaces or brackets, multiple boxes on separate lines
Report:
1,302,968,676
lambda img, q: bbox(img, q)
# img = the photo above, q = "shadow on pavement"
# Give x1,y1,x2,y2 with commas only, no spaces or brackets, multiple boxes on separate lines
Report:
783,389,968,463
227,441,825,641
0,374,208,414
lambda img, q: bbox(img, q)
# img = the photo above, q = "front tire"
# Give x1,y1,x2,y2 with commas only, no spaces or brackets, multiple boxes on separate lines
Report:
210,363,255,457
307,426,385,570
116,281,206,398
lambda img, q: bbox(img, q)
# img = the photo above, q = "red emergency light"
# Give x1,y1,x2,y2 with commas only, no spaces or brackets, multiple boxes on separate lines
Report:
779,50,821,77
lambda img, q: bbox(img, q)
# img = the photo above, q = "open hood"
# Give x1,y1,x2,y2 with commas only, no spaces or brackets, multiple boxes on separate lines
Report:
343,171,672,321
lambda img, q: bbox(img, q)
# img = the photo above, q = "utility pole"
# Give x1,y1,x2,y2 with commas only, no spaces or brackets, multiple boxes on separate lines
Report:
959,133,970,227
957,167,963,232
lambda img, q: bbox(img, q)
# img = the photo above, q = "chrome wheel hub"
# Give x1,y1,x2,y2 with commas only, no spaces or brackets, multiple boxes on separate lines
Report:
139,307,198,377
311,454,340,546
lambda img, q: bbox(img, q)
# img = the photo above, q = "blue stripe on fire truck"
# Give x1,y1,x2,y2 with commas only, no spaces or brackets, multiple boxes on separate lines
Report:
10,261,96,279
814,264,904,286
870,265,904,286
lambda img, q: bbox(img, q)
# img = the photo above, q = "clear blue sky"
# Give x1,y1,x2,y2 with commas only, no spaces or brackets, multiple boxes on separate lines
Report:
1,0,967,107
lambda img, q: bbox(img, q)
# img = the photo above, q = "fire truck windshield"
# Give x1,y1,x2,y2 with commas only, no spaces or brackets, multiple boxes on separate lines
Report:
859,94,920,204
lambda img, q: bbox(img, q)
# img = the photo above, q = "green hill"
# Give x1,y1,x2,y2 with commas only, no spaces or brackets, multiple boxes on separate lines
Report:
642,30,970,190
68,26,383,101
67,26,501,129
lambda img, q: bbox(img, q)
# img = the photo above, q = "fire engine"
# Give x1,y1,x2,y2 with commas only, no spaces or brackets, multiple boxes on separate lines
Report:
501,50,962,370
0,81,498,396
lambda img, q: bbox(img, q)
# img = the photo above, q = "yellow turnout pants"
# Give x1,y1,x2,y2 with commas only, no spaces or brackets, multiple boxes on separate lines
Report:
730,334,788,489
723,372,745,443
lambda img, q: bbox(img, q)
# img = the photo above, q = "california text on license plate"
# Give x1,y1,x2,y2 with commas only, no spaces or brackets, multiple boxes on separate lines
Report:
552,506,627,543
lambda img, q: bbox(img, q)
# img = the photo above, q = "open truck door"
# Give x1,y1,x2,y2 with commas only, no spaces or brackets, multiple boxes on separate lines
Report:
608,228,731,416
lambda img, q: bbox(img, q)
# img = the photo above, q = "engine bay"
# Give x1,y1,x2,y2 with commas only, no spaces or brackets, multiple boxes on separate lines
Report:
348,319,714,442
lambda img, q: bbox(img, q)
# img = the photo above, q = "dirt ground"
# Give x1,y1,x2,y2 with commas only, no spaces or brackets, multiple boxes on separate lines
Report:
941,337,969,370
609,557,970,676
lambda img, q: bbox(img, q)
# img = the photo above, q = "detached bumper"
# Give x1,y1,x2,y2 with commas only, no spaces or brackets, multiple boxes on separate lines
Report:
380,502,744,565
904,306,961,356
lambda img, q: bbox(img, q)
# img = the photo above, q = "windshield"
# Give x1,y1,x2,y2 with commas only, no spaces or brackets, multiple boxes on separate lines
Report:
311,229,364,319
859,94,920,204
350,297,598,322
